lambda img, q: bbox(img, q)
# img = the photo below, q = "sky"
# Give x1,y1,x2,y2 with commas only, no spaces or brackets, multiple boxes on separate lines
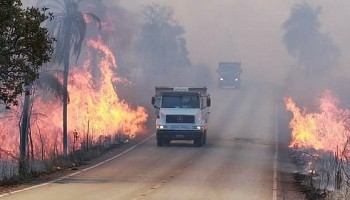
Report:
22,0,350,85
117,0,350,84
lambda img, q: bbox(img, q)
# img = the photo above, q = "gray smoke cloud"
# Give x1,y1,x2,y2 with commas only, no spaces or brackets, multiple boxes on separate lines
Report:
118,0,295,85
283,3,339,76
118,1,350,87
21,0,350,109
282,2,340,110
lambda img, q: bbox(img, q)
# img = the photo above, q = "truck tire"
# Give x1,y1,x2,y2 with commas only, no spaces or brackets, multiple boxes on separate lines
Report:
157,137,163,147
194,134,203,147
163,139,171,145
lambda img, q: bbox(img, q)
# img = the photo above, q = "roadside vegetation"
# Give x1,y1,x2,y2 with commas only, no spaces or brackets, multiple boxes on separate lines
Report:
282,3,350,200
0,0,196,187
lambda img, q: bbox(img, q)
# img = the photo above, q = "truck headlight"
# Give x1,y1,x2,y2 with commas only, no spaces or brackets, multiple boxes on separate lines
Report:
193,126,203,130
157,125,165,129
220,78,224,81
234,78,239,81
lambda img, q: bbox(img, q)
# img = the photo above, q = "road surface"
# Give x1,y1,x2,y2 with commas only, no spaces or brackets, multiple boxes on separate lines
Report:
0,82,304,200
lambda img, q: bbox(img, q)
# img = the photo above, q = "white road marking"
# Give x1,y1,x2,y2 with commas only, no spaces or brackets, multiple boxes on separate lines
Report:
272,102,278,200
0,134,155,198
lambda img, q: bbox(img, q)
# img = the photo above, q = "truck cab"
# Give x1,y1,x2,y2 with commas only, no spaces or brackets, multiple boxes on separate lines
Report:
151,87,211,147
217,62,242,89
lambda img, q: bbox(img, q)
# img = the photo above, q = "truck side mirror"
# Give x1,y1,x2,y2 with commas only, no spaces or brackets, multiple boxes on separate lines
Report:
151,96,156,106
207,98,211,107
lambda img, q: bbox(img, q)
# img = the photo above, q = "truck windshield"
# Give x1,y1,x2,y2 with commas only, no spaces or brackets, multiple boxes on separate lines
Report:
161,94,200,108
218,63,241,74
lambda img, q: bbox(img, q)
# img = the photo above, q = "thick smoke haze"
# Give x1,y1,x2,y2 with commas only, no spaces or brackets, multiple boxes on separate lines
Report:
118,0,350,86
21,0,350,105
21,0,350,84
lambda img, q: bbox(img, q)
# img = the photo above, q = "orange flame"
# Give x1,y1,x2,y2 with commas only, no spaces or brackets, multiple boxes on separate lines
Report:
68,37,148,138
0,37,148,159
285,90,350,155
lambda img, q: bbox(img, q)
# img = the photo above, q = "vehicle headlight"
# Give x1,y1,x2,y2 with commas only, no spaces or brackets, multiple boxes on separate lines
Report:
157,125,165,129
234,78,239,81
220,78,224,81
193,126,203,130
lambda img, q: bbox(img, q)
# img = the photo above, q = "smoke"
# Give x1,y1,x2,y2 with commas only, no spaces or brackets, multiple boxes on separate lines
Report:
283,3,339,77
20,1,350,86
116,1,299,89
281,3,340,110
20,0,350,110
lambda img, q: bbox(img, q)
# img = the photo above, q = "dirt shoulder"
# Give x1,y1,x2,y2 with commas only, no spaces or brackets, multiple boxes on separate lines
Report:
277,146,308,200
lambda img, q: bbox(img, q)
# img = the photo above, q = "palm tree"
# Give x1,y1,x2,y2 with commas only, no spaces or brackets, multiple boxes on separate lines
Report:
41,0,100,156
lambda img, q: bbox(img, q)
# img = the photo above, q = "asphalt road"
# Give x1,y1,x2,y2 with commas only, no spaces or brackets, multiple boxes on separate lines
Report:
0,82,304,200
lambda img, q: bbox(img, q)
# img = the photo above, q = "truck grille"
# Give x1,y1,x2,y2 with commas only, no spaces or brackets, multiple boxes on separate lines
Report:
166,115,195,123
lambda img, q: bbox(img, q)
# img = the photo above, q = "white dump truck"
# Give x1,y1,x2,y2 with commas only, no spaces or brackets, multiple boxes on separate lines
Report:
151,87,211,147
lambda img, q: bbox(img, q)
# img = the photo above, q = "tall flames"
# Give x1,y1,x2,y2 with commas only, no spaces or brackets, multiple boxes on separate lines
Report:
285,90,350,156
69,38,148,138
0,37,148,159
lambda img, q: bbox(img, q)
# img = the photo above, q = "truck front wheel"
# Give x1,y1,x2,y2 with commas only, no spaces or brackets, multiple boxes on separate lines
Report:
194,134,204,147
157,136,163,147
163,139,171,145
203,131,207,145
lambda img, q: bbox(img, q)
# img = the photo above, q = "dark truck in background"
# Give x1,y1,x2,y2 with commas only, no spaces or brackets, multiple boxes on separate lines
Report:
217,62,242,89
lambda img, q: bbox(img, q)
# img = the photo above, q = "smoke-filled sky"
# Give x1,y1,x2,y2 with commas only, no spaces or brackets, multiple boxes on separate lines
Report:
22,0,350,85
117,0,350,84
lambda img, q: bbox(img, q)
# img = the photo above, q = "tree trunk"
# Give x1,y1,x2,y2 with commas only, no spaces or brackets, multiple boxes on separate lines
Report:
19,85,31,178
28,128,34,161
63,52,70,157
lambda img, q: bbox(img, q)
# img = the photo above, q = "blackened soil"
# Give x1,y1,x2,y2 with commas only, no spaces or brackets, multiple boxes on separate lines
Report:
294,173,326,200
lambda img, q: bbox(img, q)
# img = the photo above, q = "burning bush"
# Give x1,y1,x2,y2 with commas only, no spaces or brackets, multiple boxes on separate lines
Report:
286,90,350,198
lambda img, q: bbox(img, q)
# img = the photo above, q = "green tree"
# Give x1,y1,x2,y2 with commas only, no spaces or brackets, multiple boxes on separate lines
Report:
41,0,100,157
283,3,339,76
137,3,191,77
0,0,53,178
0,0,53,107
